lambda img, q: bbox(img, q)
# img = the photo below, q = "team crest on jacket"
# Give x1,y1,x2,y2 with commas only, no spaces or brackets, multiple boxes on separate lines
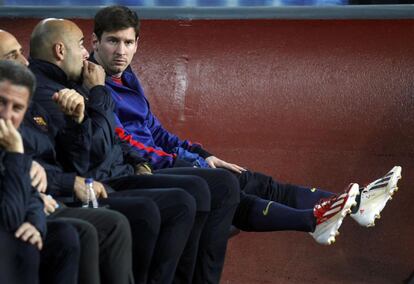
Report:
33,116,48,131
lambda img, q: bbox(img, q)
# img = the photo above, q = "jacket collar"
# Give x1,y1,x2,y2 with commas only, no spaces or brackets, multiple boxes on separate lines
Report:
88,52,145,98
88,52,99,65
89,52,135,82
29,58,73,88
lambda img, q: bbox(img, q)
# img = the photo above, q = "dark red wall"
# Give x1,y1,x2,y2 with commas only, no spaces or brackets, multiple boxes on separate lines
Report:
1,18,413,283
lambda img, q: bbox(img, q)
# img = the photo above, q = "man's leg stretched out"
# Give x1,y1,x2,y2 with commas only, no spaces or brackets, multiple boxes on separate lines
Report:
233,166,402,245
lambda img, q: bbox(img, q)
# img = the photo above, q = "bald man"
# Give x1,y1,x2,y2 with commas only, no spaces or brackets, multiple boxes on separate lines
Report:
0,30,29,66
28,19,201,284
28,18,242,284
0,29,135,284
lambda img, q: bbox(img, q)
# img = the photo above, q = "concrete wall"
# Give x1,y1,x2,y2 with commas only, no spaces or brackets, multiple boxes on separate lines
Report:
1,18,413,283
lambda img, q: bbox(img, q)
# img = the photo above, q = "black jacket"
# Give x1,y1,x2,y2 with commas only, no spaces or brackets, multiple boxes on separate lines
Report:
29,58,146,181
22,101,91,199
0,150,47,237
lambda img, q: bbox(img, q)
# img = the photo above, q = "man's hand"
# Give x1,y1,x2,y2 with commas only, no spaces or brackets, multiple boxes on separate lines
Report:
30,161,48,193
74,176,108,202
0,119,24,153
52,89,85,124
205,156,246,174
15,222,43,250
82,61,106,90
135,163,152,175
39,193,58,215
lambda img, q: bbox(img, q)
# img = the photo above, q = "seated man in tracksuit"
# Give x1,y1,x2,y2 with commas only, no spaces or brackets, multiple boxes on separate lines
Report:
0,59,81,284
91,5,403,246
29,17,239,284
0,30,135,284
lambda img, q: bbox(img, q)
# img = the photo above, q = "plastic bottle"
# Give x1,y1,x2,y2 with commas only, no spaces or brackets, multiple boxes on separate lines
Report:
82,178,99,208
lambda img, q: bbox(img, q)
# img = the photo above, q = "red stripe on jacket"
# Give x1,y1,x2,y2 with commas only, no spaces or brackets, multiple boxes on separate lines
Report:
115,127,176,158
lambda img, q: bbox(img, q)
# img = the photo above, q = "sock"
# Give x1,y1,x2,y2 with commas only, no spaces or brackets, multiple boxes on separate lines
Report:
276,184,335,210
245,197,316,232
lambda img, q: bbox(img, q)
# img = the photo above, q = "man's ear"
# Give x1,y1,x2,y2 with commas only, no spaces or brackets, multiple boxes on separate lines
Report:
53,42,65,61
133,36,139,54
92,33,99,51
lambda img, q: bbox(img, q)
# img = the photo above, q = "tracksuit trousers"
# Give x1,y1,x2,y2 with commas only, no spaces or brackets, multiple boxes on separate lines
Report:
233,170,335,232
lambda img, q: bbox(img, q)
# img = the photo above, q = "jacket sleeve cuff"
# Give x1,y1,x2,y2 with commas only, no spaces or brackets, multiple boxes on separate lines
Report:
3,152,31,172
26,192,47,237
59,173,76,194
88,85,112,106
190,145,213,159
47,172,76,197
26,213,47,238
64,113,90,132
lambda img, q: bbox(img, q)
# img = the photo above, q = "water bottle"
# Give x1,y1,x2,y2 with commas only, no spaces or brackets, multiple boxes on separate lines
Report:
82,178,99,208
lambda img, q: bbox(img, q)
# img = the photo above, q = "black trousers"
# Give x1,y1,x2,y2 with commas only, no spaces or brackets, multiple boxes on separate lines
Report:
153,168,241,284
51,207,133,284
100,178,197,284
0,220,80,284
104,173,210,284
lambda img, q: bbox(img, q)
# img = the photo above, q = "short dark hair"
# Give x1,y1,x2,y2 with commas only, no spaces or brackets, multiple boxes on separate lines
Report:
94,5,140,40
0,60,36,99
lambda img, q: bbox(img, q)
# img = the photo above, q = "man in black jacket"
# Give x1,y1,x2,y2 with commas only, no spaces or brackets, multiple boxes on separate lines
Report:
0,59,81,284
0,29,135,284
26,20,203,284
29,18,240,284
1,28,195,284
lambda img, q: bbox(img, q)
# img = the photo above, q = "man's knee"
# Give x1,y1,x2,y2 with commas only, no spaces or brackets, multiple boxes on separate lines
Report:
99,209,132,247
0,230,40,283
172,175,211,212
45,220,80,256
108,198,161,237
211,168,240,207
162,188,197,222
238,170,274,197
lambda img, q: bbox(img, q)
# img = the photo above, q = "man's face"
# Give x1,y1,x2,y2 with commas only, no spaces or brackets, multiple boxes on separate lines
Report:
0,80,30,128
93,27,138,77
61,25,89,82
0,31,29,66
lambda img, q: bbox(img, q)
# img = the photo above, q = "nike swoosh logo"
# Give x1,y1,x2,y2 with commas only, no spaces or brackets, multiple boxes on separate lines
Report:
310,188,317,192
262,201,274,216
